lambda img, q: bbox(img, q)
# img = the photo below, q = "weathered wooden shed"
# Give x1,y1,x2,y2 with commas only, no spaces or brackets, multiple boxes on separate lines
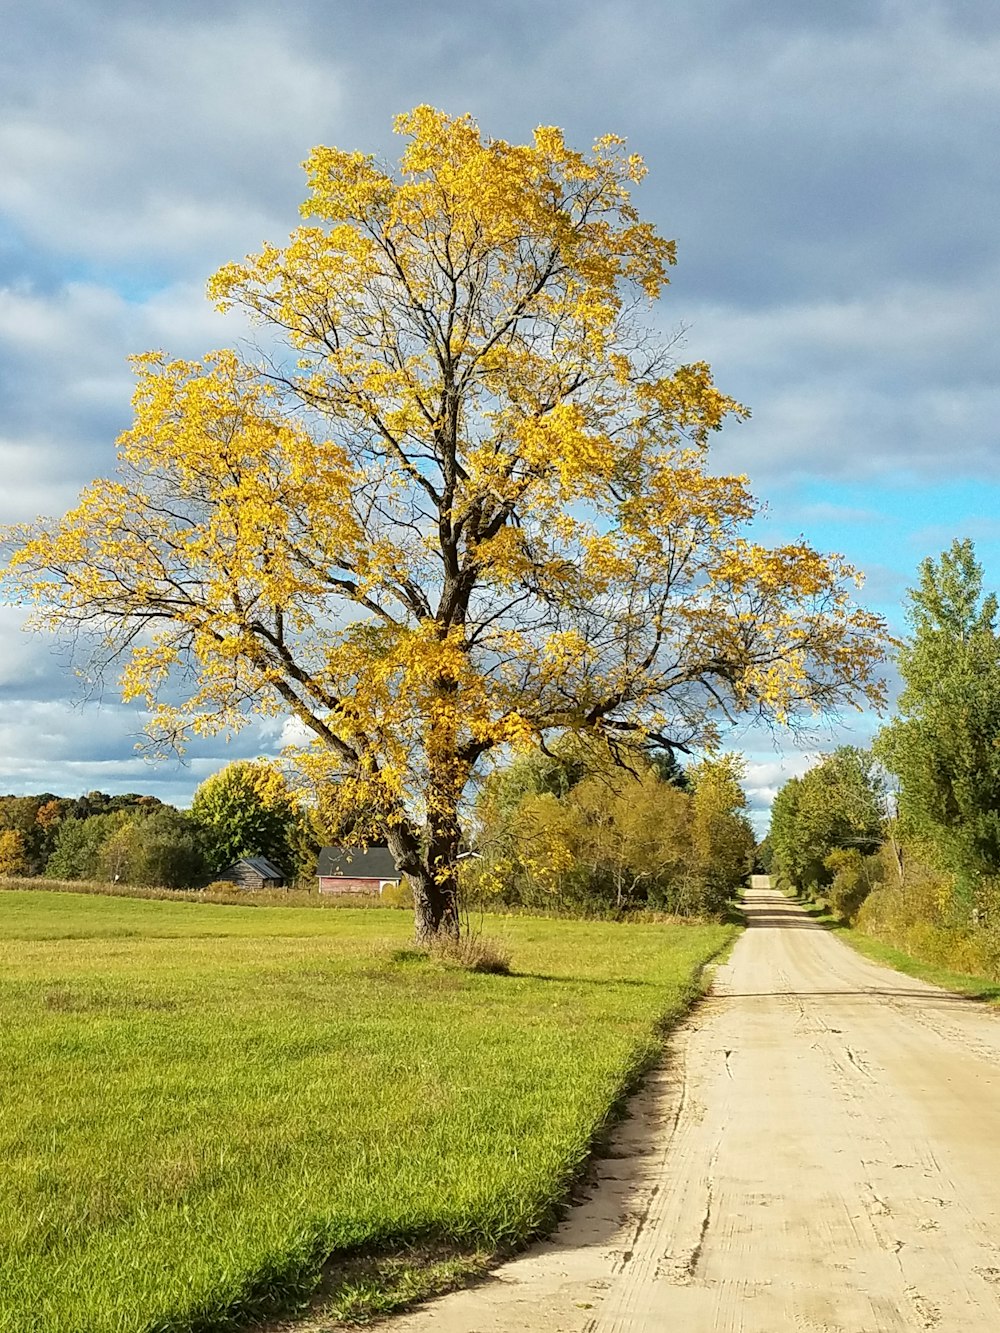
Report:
317,845,401,895
216,856,286,890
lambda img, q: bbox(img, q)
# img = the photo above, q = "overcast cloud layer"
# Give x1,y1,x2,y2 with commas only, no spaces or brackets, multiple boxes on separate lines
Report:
1,0,997,821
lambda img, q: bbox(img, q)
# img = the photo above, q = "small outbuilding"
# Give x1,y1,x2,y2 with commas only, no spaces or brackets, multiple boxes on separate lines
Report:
216,856,286,891
317,845,401,895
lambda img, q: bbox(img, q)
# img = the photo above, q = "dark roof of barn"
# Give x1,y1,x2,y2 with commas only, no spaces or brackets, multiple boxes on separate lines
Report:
317,845,400,879
231,856,285,879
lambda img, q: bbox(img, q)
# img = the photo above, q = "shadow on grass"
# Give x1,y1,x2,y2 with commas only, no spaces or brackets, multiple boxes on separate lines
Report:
377,954,656,988
247,1023,678,1333
248,943,733,1331
249,1241,494,1332
510,972,654,987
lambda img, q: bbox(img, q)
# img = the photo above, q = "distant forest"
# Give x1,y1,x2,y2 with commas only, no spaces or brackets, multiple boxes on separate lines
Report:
0,790,204,887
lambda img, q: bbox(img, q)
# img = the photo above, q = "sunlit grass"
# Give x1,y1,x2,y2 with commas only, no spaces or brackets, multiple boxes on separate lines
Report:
787,886,1000,1005
0,890,733,1332
835,927,1000,1004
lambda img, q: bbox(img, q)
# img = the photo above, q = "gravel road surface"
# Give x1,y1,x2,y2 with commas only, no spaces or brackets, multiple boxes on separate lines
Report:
380,879,1000,1332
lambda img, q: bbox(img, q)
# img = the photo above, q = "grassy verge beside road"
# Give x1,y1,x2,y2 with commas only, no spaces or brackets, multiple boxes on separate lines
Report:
788,889,1000,1006
0,891,734,1333
840,930,1000,1002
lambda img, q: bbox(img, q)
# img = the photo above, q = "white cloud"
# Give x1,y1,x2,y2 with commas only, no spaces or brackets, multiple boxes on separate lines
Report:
0,674,289,805
678,279,1000,483
0,276,250,524
0,16,345,269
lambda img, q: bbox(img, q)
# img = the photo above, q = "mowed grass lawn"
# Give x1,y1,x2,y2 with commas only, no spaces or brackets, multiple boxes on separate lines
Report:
0,891,734,1333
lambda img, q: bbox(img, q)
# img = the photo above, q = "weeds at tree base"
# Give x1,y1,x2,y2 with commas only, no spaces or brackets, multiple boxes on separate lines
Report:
427,932,513,974
370,936,513,975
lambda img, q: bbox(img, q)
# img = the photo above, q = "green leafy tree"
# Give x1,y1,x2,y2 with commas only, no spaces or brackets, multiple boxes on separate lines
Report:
754,834,773,874
646,746,690,790
471,743,731,914
768,747,885,892
45,812,131,880
190,760,296,874
0,794,162,874
490,768,696,911
98,809,208,889
876,539,1000,895
67,791,161,820
823,847,885,922
768,776,805,888
476,735,594,843
572,770,694,909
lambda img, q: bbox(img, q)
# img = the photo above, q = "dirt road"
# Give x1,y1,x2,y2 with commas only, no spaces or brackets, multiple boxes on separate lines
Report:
381,880,1000,1332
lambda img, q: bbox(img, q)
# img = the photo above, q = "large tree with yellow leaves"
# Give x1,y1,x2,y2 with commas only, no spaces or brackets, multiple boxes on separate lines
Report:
3,108,885,937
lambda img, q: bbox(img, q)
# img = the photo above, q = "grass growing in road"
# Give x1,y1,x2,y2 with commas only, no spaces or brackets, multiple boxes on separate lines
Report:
0,891,733,1333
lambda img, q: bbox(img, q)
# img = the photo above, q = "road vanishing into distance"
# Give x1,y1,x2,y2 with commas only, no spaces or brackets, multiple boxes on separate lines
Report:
381,879,1000,1332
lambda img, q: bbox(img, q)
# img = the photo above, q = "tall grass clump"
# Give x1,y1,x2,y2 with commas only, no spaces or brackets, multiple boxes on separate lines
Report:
0,875,396,909
427,931,513,974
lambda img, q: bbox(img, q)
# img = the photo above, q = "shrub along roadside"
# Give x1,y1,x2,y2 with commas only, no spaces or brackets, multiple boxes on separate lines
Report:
785,858,1000,999
852,854,1000,983
0,892,736,1333
469,743,754,917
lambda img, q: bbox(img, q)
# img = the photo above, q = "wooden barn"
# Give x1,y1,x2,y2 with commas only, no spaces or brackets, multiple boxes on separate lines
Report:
317,845,401,895
216,856,286,891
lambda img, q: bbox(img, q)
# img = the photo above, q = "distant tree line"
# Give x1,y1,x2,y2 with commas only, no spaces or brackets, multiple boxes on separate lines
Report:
0,740,756,916
767,539,1000,976
466,738,755,917
0,762,338,889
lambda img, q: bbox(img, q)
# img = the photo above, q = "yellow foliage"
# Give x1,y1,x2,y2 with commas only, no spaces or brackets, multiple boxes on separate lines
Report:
688,754,756,891
2,108,887,920
0,829,30,877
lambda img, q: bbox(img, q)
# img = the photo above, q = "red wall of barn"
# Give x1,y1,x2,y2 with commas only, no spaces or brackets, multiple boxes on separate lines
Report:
318,876,382,895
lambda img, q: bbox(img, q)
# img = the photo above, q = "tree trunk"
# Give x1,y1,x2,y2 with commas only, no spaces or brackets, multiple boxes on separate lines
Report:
413,805,462,941
411,863,460,942
890,831,904,885
385,793,462,940
382,783,463,942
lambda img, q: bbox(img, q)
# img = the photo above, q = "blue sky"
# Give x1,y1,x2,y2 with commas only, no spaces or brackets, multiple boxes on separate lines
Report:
0,0,997,826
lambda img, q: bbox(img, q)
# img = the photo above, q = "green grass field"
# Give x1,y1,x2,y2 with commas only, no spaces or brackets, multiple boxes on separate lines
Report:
0,890,733,1333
